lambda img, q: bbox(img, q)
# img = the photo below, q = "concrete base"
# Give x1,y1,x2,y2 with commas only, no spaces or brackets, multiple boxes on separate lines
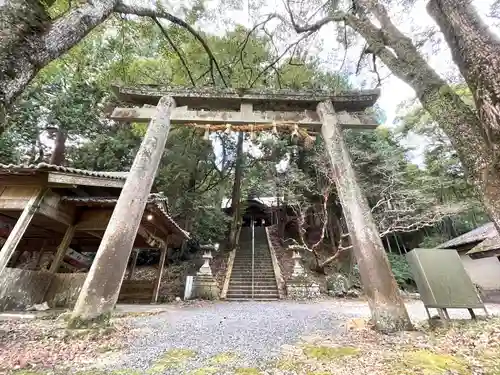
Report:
192,275,220,300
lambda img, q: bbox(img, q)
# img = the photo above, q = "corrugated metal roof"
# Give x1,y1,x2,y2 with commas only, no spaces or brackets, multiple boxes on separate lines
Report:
0,163,128,180
436,222,497,249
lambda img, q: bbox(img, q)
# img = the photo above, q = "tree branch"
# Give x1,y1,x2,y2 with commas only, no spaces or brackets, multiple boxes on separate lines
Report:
116,1,228,87
152,17,196,87
249,31,314,88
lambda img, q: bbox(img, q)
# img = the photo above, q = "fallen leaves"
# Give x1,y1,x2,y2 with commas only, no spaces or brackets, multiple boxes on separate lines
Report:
267,317,500,375
0,316,133,373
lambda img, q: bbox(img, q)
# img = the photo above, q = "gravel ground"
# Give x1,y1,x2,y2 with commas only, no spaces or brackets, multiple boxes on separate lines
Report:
93,300,499,374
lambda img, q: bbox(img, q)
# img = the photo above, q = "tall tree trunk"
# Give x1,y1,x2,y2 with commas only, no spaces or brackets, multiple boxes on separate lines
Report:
0,0,116,124
344,3,500,234
0,0,188,127
290,0,500,233
49,129,67,165
427,0,500,149
228,131,244,249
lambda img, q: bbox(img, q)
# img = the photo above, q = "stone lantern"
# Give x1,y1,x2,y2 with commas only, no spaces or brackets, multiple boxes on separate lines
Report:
292,250,306,277
197,243,219,276
192,243,220,300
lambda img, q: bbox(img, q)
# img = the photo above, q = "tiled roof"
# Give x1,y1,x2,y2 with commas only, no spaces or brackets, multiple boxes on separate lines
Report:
61,194,189,239
467,235,500,256
0,163,128,180
61,193,168,206
436,222,497,249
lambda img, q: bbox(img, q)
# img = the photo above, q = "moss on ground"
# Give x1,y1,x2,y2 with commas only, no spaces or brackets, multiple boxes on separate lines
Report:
233,368,261,374
189,367,219,375
147,348,197,374
209,352,239,365
303,345,360,361
275,359,308,371
391,350,468,375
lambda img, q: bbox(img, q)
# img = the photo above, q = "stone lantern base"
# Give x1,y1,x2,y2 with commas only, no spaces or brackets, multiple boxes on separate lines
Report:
286,275,321,300
192,275,220,300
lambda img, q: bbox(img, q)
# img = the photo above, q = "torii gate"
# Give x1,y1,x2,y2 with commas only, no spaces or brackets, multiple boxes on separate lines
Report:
70,87,411,331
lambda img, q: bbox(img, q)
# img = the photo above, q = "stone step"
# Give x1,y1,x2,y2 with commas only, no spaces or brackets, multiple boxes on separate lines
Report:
226,294,279,300
230,275,276,279
232,269,273,273
225,297,279,301
228,285,278,294
231,274,276,281
228,284,277,289
226,291,279,297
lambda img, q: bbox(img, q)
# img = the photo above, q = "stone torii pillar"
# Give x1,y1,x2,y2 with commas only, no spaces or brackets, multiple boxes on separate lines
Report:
317,100,412,332
70,96,176,326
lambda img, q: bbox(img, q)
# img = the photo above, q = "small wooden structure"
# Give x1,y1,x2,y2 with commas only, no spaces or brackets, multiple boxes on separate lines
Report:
0,163,189,308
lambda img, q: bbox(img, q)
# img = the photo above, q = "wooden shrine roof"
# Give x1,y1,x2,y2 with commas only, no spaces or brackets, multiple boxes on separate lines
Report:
61,194,189,240
0,163,127,189
112,85,380,112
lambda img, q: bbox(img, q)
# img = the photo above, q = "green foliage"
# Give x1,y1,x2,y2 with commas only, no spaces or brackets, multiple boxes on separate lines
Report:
190,207,231,244
396,85,487,246
386,253,414,288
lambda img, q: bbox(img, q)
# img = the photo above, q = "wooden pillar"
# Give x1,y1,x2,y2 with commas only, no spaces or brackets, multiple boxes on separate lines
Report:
317,100,412,332
127,249,140,280
71,96,175,323
0,189,46,277
152,246,167,303
49,225,76,273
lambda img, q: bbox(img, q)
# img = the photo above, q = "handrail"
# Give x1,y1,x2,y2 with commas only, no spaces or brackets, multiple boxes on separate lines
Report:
265,226,286,299
220,249,236,299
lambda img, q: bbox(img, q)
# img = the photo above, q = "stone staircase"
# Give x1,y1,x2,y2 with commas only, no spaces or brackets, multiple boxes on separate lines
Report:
226,226,279,301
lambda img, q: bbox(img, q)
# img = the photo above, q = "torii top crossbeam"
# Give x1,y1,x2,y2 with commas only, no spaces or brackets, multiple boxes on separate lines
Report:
111,86,381,132
112,85,380,112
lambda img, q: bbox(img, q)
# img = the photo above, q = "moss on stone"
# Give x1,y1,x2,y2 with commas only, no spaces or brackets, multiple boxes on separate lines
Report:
393,350,468,374
147,348,197,373
208,351,239,364
67,312,112,329
303,345,360,361
233,368,261,375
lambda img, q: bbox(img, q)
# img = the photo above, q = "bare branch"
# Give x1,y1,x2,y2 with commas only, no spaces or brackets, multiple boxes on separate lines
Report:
152,17,196,87
249,31,314,88
116,1,228,87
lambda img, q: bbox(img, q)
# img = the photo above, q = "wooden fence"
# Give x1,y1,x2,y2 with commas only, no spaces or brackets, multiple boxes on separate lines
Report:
118,279,155,303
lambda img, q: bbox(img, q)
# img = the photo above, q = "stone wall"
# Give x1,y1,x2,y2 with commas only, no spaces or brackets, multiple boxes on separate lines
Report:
0,268,54,311
44,273,87,308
